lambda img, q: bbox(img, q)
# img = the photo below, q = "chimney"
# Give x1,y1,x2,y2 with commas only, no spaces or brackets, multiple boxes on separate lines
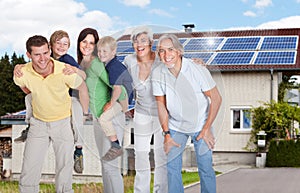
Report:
183,24,195,33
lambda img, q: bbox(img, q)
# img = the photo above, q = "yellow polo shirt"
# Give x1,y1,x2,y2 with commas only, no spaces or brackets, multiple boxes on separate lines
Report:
13,58,83,122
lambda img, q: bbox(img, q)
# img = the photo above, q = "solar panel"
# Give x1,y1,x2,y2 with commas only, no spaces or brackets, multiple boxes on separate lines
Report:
117,55,127,62
221,37,261,51
151,38,186,51
260,36,298,50
116,35,298,67
210,52,255,65
184,38,224,51
184,52,214,63
254,51,296,64
117,41,134,53
152,40,158,51
179,38,187,45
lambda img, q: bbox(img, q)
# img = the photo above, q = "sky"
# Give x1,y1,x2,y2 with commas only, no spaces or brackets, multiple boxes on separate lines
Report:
1,0,300,58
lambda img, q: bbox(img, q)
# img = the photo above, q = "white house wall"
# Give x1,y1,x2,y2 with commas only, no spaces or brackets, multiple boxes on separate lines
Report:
211,71,278,152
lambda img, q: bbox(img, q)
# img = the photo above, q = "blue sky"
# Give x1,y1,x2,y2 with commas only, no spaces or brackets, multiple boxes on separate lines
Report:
1,0,300,58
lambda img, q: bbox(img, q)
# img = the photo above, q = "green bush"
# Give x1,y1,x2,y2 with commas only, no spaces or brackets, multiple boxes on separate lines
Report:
266,139,300,167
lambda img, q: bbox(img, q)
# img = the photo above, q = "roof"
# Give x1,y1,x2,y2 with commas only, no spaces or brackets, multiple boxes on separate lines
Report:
117,28,300,72
0,110,26,125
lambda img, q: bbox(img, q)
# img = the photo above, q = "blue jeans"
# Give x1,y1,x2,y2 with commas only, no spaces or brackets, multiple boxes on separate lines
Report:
167,129,216,193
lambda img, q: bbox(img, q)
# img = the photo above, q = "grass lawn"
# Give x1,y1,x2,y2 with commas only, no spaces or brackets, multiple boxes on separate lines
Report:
0,171,221,193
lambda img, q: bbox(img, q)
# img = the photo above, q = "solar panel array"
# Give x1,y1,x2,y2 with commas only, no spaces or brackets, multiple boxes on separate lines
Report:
117,35,298,65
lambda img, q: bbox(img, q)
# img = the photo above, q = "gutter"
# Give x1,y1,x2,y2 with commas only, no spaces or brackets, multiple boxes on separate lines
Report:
270,68,274,101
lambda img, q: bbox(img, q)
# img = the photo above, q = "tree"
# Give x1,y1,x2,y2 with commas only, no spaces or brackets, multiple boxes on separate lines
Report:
0,53,27,116
245,100,300,151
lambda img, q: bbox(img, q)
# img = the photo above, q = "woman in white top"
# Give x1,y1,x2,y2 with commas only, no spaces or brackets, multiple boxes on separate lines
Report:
123,26,168,193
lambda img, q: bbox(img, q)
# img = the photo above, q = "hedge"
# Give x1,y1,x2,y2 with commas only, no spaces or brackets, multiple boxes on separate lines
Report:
266,139,300,167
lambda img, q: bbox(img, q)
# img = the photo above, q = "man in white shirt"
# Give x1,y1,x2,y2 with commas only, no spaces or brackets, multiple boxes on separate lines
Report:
152,33,222,193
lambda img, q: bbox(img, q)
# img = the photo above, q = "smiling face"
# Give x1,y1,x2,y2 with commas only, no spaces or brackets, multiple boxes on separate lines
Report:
133,33,152,58
98,44,116,64
27,43,52,75
158,38,182,69
51,37,69,59
79,34,96,57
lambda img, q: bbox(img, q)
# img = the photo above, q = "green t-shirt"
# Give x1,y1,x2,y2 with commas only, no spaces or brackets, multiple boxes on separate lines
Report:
85,58,126,117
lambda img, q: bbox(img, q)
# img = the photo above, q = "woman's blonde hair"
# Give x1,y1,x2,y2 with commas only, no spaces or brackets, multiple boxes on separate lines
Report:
130,26,153,43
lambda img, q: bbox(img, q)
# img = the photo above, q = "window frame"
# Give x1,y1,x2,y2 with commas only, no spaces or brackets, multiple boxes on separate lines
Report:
230,106,252,133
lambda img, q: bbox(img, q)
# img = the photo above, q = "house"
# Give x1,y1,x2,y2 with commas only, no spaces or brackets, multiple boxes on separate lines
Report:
1,27,300,181
116,27,300,165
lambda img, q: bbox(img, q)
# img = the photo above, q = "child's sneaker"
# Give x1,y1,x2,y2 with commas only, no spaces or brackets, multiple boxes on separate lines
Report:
14,126,30,143
102,146,123,161
74,147,83,173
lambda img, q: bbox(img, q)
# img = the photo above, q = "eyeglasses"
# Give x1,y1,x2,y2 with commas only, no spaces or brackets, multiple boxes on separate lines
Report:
133,38,150,46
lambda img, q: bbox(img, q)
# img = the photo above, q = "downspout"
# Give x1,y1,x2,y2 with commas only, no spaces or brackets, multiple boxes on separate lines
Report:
270,69,273,101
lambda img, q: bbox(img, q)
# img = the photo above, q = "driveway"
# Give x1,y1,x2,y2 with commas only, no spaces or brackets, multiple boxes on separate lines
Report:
185,167,300,193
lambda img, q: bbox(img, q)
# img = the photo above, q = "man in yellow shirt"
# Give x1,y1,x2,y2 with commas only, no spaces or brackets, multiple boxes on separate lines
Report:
13,35,89,193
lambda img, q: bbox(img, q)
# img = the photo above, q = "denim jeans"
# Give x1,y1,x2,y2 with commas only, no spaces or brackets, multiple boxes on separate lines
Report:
167,129,216,193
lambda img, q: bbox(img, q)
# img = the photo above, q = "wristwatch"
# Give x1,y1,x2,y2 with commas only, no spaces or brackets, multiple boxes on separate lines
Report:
162,130,170,136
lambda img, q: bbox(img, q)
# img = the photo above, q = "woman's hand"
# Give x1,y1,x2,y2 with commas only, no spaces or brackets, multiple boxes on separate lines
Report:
192,58,207,66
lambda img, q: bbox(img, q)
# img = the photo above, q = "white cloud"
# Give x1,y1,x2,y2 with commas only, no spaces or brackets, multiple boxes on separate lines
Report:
170,6,178,11
254,0,272,9
120,0,150,8
243,11,257,17
0,0,120,57
225,15,300,31
148,9,174,18
257,15,300,29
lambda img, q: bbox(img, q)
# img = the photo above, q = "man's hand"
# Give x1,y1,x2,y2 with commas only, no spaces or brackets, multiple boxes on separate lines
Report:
196,129,215,149
63,64,78,75
164,136,180,154
14,64,25,78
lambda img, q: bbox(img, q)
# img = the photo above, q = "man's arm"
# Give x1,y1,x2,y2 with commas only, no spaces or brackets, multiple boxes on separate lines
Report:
75,81,89,115
196,86,222,149
155,95,180,154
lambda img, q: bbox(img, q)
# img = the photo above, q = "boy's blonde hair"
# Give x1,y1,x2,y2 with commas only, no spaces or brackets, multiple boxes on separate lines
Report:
97,36,117,51
49,30,70,47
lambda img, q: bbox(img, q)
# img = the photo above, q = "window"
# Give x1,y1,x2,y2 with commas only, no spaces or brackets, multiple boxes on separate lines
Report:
231,107,252,131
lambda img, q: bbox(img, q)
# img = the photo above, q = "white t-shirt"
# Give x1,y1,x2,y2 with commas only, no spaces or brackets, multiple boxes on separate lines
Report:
124,53,162,116
152,58,216,133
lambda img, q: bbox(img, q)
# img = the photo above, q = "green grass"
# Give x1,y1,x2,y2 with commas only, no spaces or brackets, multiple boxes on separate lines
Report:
0,171,221,193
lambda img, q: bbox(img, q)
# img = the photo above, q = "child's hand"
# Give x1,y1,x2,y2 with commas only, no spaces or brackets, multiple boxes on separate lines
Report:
14,64,25,78
103,102,113,112
63,64,78,75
